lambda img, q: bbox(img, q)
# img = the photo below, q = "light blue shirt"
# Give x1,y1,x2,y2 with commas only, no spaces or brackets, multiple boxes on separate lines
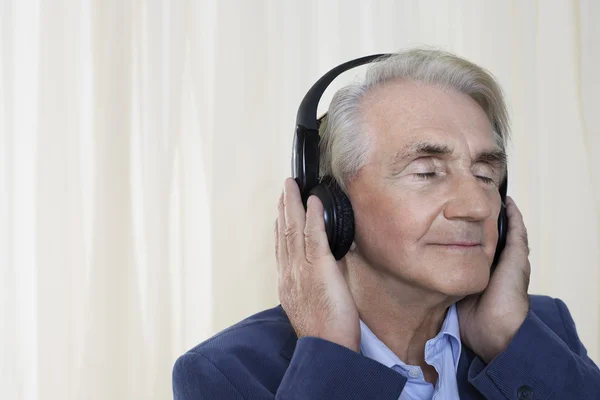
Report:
359,304,461,400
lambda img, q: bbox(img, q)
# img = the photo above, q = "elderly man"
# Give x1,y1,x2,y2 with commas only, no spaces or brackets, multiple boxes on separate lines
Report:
173,49,600,399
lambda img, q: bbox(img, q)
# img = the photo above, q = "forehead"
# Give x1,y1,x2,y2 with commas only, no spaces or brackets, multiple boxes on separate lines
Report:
361,80,498,159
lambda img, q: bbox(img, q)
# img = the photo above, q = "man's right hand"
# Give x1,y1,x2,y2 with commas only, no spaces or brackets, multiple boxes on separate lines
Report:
275,178,361,353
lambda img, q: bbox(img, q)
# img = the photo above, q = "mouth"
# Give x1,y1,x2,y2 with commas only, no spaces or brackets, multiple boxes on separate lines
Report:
430,242,481,250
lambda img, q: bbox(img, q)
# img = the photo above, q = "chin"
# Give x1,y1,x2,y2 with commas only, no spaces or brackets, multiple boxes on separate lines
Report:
428,260,491,297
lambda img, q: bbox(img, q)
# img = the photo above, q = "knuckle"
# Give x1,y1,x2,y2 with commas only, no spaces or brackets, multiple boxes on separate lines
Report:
285,225,298,242
519,230,530,254
304,224,326,258
304,231,319,255
283,193,291,209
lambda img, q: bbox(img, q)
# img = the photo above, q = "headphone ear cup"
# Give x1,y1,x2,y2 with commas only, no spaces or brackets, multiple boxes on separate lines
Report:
308,177,355,260
327,179,355,260
493,203,508,267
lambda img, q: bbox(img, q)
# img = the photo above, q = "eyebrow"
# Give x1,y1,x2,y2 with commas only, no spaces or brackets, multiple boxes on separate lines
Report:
388,141,453,168
388,140,507,173
474,149,507,171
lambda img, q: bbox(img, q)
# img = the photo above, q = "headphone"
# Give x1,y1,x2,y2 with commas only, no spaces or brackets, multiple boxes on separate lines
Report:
292,54,508,267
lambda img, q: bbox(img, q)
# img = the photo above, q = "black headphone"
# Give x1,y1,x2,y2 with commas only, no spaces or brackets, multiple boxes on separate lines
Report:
292,54,508,266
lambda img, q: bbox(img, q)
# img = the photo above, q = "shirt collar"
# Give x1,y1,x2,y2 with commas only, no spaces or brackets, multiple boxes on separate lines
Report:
439,303,462,370
359,303,462,372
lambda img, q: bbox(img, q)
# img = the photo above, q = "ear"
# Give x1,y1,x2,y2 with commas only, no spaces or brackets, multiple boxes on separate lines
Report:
349,241,357,252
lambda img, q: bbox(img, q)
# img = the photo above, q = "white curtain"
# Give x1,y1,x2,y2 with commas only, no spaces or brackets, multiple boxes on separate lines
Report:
1,1,598,399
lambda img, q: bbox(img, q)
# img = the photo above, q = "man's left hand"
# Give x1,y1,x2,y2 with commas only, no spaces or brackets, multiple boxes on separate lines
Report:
457,196,531,364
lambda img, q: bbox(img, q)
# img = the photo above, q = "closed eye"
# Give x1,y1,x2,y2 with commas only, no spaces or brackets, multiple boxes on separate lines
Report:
476,176,495,185
414,172,437,180
415,173,496,185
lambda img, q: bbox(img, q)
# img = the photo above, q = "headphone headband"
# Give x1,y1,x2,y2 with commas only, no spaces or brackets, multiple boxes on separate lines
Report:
293,54,391,199
295,54,391,130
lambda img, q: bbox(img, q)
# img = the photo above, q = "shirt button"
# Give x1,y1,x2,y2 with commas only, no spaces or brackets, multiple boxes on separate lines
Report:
517,385,534,399
408,369,420,378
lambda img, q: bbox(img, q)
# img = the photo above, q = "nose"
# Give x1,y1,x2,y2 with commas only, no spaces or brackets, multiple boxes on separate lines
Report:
443,174,493,222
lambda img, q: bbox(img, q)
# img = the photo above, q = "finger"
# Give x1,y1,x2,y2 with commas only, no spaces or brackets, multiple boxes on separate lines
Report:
277,190,288,272
283,177,306,260
504,196,529,256
304,195,332,262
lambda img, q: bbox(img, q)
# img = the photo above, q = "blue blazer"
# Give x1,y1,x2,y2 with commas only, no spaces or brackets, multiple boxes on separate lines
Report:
173,295,600,399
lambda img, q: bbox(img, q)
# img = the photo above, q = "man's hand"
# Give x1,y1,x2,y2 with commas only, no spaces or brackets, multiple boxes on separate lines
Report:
275,178,360,352
457,196,531,363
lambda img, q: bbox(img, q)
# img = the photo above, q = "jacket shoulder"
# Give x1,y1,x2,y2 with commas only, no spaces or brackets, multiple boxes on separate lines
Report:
173,305,294,397
186,304,293,356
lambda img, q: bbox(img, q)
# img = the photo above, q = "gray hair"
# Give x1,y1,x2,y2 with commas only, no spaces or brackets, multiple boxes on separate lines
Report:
318,48,510,193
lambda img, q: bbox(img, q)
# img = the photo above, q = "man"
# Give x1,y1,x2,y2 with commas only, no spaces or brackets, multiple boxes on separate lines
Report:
173,49,600,399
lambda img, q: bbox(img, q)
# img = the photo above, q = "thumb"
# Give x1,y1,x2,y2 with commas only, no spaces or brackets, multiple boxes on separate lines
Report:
304,195,333,262
492,196,531,291
503,196,530,258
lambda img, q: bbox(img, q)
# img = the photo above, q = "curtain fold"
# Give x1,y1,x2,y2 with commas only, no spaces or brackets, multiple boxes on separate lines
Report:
1,1,598,399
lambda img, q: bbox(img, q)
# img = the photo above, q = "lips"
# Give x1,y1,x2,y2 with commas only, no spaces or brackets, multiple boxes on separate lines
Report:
435,242,480,247
429,242,482,251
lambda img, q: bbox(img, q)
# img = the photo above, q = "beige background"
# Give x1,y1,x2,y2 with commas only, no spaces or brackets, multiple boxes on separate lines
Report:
1,1,599,399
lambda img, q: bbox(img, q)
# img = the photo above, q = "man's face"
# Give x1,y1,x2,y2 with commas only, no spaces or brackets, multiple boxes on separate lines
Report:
347,80,505,297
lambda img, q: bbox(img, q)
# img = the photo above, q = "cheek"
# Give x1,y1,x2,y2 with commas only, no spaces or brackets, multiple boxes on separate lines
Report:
486,217,499,241
354,190,438,255
391,197,439,243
